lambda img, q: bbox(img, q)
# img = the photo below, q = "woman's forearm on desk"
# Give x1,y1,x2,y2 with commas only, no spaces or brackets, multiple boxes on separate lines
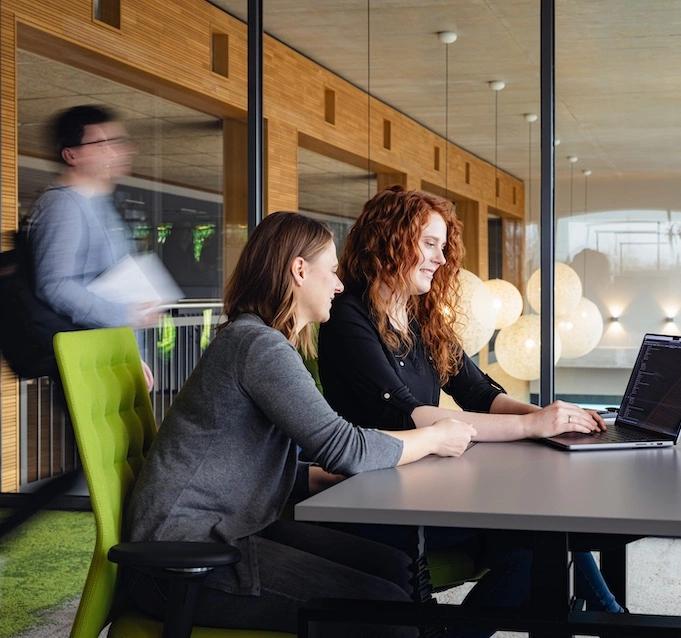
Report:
411,404,529,441
490,393,541,415
387,418,477,464
411,397,598,441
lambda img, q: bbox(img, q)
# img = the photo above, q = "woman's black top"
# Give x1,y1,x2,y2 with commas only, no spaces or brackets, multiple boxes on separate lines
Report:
318,289,505,431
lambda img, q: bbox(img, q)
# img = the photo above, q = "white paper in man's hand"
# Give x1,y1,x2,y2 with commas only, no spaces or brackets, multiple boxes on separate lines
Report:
86,253,183,305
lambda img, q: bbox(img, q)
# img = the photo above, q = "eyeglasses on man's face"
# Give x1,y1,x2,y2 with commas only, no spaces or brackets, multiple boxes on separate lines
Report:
73,135,132,148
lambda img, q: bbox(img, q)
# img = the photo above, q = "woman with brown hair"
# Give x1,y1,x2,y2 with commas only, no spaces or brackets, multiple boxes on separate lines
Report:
317,186,625,625
125,211,476,637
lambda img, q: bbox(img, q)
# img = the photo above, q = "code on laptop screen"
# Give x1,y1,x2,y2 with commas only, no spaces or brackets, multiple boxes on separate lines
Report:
618,335,681,438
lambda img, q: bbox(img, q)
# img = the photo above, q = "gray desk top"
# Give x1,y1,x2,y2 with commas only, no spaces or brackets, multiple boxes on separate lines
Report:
296,442,681,536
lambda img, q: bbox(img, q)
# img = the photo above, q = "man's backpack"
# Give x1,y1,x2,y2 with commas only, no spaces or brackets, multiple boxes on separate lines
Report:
0,232,83,379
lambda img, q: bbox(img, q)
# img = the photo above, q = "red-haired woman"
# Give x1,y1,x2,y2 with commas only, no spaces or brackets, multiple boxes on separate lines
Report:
318,186,625,625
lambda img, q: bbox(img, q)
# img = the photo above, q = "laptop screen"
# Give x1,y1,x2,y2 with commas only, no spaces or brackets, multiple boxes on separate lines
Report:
617,334,681,439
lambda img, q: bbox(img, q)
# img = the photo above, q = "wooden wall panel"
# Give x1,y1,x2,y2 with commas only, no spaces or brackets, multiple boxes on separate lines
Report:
459,200,489,280
263,34,523,216
502,217,525,294
13,0,248,114
1,9,19,492
266,120,298,213
223,119,248,280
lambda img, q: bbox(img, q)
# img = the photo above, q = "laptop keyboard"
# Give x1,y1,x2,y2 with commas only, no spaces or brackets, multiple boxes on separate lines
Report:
558,426,656,443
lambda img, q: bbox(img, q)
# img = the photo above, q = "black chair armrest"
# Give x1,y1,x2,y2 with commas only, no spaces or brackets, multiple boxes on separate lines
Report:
108,541,241,570
110,542,241,638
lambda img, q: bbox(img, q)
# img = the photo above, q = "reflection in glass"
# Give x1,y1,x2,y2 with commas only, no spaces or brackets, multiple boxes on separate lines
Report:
554,3,681,408
17,49,226,300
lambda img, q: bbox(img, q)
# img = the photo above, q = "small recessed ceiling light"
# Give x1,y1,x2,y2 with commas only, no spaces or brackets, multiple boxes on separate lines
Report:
489,80,506,91
567,155,578,163
524,113,538,123
582,169,592,176
555,138,561,146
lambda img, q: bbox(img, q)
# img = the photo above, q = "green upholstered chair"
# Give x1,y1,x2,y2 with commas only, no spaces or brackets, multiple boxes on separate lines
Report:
54,327,293,638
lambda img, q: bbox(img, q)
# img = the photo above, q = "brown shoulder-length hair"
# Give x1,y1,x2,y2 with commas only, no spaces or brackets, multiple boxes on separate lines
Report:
339,186,465,382
222,211,333,358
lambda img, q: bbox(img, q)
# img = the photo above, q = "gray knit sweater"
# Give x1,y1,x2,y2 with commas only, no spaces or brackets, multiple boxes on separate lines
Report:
25,186,131,327
126,313,403,595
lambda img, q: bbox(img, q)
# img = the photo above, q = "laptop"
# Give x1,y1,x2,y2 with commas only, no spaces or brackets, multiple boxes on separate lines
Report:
544,333,681,451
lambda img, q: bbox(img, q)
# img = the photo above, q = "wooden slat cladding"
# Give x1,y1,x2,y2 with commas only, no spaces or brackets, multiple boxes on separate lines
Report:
0,363,19,492
502,218,525,294
458,199,489,280
267,120,298,213
1,10,19,493
1,10,16,253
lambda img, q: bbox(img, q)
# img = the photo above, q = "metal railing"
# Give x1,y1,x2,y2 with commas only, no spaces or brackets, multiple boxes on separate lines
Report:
18,302,222,491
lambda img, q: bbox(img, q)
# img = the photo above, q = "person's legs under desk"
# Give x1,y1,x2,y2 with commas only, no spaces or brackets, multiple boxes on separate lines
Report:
125,521,418,637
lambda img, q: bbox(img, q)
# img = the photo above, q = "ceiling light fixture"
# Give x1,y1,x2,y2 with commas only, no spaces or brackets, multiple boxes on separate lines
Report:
567,155,578,216
525,113,538,262
489,80,505,210
438,31,458,44
438,31,457,196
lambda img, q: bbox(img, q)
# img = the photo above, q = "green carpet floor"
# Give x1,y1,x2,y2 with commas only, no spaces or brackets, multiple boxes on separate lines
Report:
0,510,94,638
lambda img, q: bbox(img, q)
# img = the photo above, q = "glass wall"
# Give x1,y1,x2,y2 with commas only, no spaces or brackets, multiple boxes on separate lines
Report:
2,1,249,494
18,50,225,300
298,147,376,255
551,3,681,411
251,1,540,407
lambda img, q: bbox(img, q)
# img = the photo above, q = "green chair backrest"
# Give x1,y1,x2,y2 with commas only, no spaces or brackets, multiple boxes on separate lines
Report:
54,328,157,638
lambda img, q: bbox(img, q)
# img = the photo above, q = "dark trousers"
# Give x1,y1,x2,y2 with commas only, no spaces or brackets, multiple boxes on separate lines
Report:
125,520,418,637
326,524,630,637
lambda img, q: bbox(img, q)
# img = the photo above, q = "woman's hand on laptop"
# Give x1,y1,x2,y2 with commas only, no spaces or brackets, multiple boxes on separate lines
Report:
584,409,608,432
525,401,606,437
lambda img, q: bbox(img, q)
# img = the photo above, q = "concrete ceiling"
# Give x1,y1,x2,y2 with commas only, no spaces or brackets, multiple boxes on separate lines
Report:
213,0,681,182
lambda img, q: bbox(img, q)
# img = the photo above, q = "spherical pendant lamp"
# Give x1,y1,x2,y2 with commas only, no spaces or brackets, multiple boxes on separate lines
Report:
483,279,523,329
455,269,497,356
526,262,582,317
557,297,603,359
495,314,562,381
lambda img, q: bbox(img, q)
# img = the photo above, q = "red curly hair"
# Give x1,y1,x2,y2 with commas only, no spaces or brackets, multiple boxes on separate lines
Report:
339,186,465,383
